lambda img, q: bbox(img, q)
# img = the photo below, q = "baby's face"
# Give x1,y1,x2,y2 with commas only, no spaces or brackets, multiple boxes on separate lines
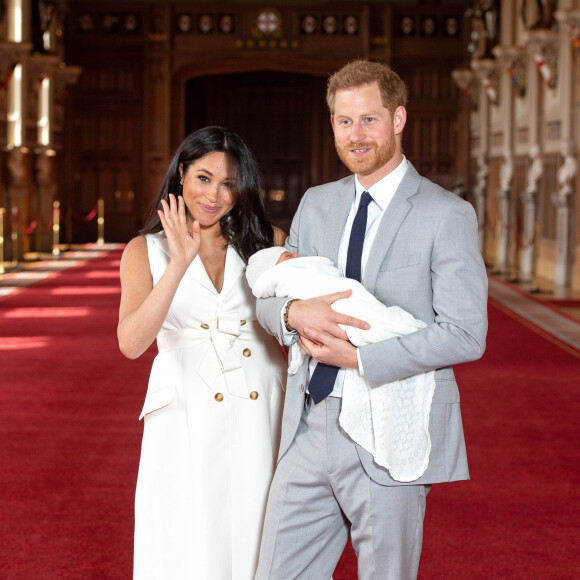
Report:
276,251,299,265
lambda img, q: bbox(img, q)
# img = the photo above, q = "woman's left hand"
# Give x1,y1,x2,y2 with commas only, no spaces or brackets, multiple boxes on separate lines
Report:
158,193,200,271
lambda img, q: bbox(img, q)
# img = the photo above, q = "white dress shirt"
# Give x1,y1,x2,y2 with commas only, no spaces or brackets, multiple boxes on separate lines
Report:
283,156,409,397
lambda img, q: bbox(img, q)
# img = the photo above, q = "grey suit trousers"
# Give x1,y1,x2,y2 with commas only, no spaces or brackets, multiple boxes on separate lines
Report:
255,396,429,580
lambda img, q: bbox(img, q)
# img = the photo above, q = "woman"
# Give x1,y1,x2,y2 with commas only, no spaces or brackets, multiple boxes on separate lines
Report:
118,126,286,580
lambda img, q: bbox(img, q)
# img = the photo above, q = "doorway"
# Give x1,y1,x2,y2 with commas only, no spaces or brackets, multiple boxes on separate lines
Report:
185,71,341,232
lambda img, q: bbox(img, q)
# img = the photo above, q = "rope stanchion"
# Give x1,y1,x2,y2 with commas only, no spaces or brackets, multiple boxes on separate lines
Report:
97,198,104,245
0,208,5,274
52,201,61,256
71,201,99,222
21,219,37,236
11,207,19,268
71,200,104,245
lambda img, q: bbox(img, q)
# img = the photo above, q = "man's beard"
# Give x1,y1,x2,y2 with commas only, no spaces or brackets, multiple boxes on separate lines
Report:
335,137,396,176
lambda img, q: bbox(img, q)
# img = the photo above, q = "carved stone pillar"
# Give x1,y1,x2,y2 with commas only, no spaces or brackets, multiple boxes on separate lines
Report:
52,64,82,138
471,58,500,260
34,149,57,253
526,30,559,90
492,45,528,99
519,145,543,284
555,9,580,54
473,153,488,253
471,58,500,106
496,150,514,275
145,6,171,209
553,140,577,287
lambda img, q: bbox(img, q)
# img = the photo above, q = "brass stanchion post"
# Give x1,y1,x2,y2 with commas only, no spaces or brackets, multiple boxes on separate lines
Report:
97,198,104,245
52,201,61,256
0,208,5,274
11,206,19,268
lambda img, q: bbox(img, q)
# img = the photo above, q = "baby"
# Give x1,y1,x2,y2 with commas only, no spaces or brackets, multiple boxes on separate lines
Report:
247,248,427,364
246,246,437,483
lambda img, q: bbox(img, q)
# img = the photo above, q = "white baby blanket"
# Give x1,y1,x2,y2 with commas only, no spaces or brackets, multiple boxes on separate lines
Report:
247,254,436,482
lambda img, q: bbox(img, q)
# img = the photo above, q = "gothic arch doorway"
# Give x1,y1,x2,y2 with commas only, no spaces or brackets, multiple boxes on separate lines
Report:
183,71,344,231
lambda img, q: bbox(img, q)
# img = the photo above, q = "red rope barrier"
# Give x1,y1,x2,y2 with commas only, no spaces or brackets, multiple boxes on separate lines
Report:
72,201,99,222
22,220,38,235
11,208,38,236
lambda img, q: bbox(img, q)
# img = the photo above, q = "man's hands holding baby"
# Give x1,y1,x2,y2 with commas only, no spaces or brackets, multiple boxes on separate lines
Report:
286,291,369,369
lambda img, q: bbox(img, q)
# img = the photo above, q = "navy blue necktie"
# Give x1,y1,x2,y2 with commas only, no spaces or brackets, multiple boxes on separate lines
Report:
308,190,373,404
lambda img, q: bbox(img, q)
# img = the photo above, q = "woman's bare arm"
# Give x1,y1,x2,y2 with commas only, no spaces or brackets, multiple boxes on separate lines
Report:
118,194,200,359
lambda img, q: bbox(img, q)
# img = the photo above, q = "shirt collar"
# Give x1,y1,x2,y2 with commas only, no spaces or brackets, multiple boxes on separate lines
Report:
354,156,409,211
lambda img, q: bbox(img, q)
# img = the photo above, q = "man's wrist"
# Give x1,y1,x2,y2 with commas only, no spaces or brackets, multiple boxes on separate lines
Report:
283,299,299,332
356,348,365,375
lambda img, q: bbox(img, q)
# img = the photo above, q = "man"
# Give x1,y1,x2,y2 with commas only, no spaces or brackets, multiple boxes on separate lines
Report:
255,59,488,580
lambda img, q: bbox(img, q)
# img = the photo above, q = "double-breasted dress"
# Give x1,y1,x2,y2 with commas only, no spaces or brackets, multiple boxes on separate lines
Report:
134,233,286,580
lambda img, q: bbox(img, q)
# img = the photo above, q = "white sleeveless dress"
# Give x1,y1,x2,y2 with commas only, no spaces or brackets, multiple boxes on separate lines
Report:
134,233,286,580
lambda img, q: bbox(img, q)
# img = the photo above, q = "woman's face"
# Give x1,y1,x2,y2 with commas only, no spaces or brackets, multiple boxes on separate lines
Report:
179,151,236,231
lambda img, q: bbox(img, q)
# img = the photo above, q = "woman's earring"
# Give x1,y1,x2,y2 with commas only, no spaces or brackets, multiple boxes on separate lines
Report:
178,182,183,197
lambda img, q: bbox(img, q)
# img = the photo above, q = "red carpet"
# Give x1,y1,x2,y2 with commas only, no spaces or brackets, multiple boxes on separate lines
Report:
0,249,155,579
1,248,579,579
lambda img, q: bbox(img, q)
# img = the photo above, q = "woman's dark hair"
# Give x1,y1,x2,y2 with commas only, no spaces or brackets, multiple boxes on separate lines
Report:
140,126,274,263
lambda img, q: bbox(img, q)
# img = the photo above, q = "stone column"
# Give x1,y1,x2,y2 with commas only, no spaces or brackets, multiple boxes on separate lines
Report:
473,153,488,253
34,149,57,254
520,145,543,284
553,140,577,287
471,58,499,258
496,150,513,275
554,9,580,289
144,5,172,209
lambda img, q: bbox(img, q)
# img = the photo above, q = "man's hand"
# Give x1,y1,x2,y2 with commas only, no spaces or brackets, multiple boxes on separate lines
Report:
299,327,359,369
287,290,370,342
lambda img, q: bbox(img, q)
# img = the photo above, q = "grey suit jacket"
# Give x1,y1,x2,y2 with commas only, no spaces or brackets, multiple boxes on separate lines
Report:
257,163,488,485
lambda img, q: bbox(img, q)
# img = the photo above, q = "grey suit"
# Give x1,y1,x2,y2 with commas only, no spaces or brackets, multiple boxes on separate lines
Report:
255,163,488,578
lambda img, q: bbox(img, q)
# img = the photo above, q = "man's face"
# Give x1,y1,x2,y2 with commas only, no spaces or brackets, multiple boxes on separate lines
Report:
331,83,405,188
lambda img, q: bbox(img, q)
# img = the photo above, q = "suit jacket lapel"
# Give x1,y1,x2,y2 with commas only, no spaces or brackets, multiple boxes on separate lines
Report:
323,176,356,263
363,163,422,293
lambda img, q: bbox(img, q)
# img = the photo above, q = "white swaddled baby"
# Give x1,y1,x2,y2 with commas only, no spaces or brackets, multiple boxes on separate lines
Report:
246,246,437,483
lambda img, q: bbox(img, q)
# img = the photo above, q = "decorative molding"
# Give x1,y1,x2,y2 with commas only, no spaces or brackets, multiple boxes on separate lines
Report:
451,67,474,94
27,53,60,93
0,42,32,89
53,63,82,98
492,45,528,98
554,9,580,49
252,8,283,38
526,30,558,89
471,58,500,105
